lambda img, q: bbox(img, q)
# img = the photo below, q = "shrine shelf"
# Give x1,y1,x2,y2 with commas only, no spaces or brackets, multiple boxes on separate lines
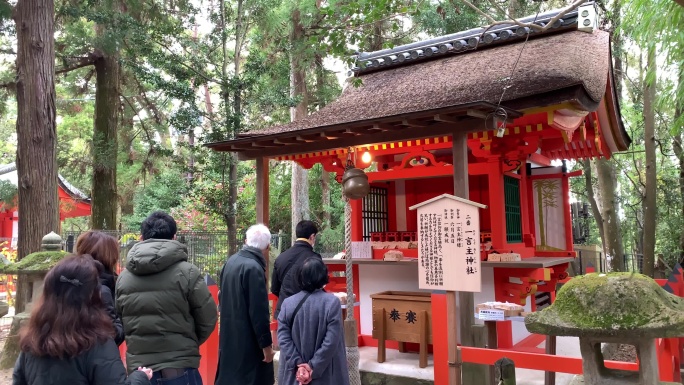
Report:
372,248,418,259
481,256,575,268
323,259,419,266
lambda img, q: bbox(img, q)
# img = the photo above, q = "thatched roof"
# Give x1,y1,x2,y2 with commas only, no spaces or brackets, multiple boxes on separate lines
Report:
206,3,629,159
247,30,609,137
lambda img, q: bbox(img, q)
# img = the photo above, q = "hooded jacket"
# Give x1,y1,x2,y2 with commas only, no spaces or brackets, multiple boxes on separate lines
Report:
115,239,218,372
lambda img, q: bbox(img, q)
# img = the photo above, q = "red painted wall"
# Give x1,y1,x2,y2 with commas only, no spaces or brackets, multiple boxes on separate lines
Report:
403,176,491,232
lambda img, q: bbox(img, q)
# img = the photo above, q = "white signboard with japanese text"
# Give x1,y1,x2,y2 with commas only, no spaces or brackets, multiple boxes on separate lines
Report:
351,241,373,259
409,194,485,292
478,309,506,321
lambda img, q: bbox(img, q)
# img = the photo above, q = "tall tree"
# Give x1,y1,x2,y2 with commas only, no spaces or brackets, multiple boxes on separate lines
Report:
13,0,59,312
289,6,310,241
91,18,120,230
642,43,657,276
591,0,625,271
675,69,684,262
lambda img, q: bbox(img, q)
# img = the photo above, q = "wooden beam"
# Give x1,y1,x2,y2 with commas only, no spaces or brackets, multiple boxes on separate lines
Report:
255,141,286,148
452,130,470,385
295,135,316,143
238,119,488,160
466,109,489,120
273,137,301,145
402,119,426,127
320,131,345,139
434,114,462,123
255,157,269,227
345,127,369,135
207,102,521,151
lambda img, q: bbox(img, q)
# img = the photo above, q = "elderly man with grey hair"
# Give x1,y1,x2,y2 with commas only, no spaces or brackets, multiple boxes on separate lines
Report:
215,224,275,385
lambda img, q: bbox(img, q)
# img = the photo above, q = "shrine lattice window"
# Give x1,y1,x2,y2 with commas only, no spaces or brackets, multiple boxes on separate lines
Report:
362,187,389,241
504,175,523,243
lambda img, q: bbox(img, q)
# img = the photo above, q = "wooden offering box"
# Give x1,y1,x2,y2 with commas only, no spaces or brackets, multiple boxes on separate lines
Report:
371,291,432,368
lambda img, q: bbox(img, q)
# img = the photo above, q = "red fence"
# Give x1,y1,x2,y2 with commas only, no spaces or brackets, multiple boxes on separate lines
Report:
454,269,684,383
120,266,684,384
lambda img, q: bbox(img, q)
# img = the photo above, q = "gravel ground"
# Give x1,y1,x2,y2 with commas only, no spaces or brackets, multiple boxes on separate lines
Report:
604,343,637,362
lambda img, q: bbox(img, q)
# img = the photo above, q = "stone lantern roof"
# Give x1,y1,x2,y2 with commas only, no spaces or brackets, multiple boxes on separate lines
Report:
525,272,684,339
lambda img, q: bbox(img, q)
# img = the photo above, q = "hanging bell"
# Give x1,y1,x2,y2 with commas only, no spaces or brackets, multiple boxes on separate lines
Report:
342,167,370,200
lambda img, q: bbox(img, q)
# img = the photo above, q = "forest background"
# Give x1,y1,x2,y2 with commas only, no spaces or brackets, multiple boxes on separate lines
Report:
0,0,681,276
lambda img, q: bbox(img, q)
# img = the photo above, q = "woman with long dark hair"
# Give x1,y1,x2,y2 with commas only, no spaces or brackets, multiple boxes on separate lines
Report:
76,231,125,345
12,254,152,385
277,257,349,385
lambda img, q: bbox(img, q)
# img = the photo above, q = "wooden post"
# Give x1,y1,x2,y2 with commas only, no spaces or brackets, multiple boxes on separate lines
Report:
450,130,471,385
486,321,499,385
256,156,275,347
544,335,557,385
419,309,428,368
255,157,270,227
495,358,516,385
377,308,386,363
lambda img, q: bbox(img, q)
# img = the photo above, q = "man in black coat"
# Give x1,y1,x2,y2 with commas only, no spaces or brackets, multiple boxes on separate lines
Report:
271,220,322,318
216,224,275,385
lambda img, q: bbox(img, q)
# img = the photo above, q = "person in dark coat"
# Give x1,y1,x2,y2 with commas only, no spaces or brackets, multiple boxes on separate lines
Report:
271,220,321,318
216,224,275,385
12,254,152,385
277,257,349,385
76,231,125,345
116,211,217,384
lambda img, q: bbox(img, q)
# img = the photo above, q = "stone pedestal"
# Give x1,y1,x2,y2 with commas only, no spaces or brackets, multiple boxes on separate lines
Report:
0,312,30,369
578,337,657,384
525,273,684,385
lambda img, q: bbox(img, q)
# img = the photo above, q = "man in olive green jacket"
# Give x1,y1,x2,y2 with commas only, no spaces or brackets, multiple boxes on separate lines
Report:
116,211,218,384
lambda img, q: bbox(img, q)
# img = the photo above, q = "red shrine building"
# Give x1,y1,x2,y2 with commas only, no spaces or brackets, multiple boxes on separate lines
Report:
207,3,630,384
0,163,92,246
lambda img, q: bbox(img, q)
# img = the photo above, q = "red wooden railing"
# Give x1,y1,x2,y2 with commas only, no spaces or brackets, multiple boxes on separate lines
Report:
454,269,684,383
119,266,684,384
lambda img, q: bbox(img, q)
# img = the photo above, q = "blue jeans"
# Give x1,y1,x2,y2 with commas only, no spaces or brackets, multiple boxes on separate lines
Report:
149,368,203,385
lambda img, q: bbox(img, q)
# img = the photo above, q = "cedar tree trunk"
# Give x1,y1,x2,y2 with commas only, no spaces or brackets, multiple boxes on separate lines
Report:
290,8,310,241
13,0,59,313
91,53,120,230
595,158,625,271
641,45,657,277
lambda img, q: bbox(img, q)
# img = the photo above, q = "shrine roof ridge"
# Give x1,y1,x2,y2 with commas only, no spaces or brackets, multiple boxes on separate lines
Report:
350,2,593,76
409,194,488,210
0,163,91,202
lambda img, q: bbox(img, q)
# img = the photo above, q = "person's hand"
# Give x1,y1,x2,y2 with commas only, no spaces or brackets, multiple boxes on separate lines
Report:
137,367,153,380
296,363,312,384
262,346,275,363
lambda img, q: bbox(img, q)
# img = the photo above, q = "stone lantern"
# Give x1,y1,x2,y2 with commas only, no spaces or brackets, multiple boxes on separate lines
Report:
41,231,63,251
0,232,67,369
525,273,684,385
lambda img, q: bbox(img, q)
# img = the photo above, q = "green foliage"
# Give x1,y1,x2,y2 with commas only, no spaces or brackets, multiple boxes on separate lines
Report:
122,169,189,229
0,179,16,208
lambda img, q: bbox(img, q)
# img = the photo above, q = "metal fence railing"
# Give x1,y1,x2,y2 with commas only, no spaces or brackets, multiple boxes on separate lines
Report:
60,229,343,281
62,230,291,282
575,247,668,275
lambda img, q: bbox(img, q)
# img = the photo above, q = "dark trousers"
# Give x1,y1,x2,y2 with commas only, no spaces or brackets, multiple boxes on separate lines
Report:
149,368,203,385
